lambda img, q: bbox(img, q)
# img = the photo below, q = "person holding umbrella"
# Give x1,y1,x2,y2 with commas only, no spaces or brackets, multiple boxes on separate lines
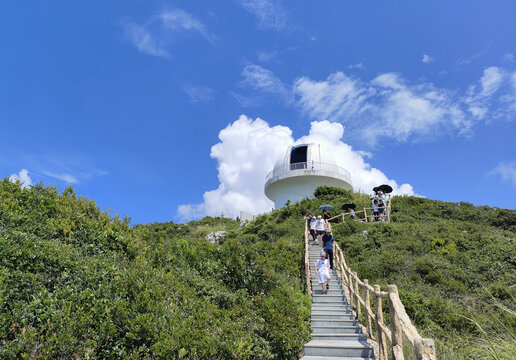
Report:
343,203,356,220
322,209,331,222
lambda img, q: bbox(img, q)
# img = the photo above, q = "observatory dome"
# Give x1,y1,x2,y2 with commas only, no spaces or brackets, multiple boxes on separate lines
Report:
264,143,352,209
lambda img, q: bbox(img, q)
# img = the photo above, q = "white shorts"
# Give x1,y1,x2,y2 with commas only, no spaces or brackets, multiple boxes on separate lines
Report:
318,272,331,284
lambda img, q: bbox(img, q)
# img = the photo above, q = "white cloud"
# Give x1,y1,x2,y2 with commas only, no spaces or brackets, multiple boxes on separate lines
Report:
455,45,490,66
230,92,262,107
348,63,365,69
183,85,215,103
489,161,516,187
177,115,293,220
422,54,434,64
257,51,277,62
42,171,79,184
177,116,414,221
239,64,291,103
122,9,214,58
238,0,288,30
238,65,516,147
123,21,169,58
503,53,514,62
159,9,215,43
293,71,469,146
9,169,32,189
465,67,505,119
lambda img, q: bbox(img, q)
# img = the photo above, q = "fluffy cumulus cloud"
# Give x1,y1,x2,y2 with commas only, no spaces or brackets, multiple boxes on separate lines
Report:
177,116,414,221
177,115,293,219
9,169,32,189
489,161,516,187
122,8,214,58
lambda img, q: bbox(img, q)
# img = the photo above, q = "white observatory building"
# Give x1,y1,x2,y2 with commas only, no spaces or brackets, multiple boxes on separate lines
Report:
264,143,353,208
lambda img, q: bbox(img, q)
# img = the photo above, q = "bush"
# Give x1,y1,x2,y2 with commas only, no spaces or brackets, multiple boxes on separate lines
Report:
313,185,352,199
0,180,310,359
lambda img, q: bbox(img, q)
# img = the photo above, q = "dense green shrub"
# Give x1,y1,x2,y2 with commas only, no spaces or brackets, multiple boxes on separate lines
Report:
0,180,310,359
313,185,352,199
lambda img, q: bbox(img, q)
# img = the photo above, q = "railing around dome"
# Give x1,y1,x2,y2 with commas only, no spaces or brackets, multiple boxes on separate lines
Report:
264,161,352,188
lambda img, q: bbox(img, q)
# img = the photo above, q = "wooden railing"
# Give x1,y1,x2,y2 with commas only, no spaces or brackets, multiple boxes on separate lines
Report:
333,242,437,360
304,221,312,297
327,197,392,224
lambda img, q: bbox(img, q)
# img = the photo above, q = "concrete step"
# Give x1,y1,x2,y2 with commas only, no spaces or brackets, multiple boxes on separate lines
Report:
311,291,344,296
311,313,355,320
311,319,358,327
311,302,350,307
313,295,346,302
311,325,363,334
304,340,374,357
311,333,368,341
311,308,353,314
311,307,353,313
311,288,343,294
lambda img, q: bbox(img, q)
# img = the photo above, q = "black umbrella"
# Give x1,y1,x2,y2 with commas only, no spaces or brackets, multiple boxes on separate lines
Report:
379,184,393,194
342,202,356,210
373,184,393,194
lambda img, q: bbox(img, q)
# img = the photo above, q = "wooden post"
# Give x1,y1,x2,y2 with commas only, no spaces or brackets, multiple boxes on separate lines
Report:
348,271,355,310
414,338,437,360
354,272,361,317
388,285,404,360
342,213,345,222
364,208,368,222
375,285,388,360
364,279,372,338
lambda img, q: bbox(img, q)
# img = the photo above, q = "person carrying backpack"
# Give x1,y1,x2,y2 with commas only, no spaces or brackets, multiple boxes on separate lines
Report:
321,228,335,271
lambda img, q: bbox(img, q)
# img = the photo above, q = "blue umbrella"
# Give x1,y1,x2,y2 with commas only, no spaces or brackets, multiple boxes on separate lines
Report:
318,204,334,211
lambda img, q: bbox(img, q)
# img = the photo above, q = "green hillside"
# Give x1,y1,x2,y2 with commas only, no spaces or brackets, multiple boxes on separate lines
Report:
310,186,516,359
0,180,310,359
1,180,515,359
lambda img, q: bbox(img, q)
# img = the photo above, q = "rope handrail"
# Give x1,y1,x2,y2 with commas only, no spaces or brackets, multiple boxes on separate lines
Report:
333,241,437,360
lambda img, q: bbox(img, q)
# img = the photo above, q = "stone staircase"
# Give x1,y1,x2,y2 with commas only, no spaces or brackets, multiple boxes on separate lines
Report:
301,240,375,360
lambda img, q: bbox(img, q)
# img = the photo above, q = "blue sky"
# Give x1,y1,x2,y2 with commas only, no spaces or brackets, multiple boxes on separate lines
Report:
1,1,515,224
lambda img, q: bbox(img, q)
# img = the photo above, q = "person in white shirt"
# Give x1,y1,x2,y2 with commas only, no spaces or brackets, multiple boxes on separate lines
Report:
314,252,331,293
309,216,317,241
315,215,325,243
